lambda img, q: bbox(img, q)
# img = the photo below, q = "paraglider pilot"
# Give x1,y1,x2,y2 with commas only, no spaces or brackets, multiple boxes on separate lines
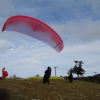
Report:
43,66,51,84
2,67,5,79
68,68,73,83
2,67,8,79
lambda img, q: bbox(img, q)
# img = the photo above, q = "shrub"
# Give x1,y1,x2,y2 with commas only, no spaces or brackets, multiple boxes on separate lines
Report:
0,88,10,100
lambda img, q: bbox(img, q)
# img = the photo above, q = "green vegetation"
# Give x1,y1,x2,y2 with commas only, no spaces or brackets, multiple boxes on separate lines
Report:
0,78,100,100
28,76,64,80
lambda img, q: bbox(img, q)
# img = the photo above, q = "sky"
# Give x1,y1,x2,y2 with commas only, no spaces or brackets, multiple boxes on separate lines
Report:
0,0,100,78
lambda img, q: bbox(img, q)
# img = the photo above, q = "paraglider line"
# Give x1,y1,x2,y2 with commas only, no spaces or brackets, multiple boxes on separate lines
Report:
54,43,60,48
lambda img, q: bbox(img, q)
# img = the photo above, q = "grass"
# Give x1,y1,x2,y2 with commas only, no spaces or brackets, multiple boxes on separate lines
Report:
28,76,64,80
0,77,100,100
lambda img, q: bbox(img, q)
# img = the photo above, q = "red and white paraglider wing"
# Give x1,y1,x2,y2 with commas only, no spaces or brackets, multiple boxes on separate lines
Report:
2,15,64,52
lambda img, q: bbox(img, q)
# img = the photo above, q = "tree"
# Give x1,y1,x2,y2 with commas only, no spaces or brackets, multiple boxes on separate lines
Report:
72,61,85,78
14,75,16,78
35,74,39,77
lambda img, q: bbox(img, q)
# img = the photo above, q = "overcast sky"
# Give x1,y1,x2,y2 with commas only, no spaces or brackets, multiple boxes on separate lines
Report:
0,0,100,78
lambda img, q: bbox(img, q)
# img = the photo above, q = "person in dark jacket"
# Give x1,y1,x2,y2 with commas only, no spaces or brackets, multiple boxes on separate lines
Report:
69,72,73,83
69,68,73,83
43,66,51,84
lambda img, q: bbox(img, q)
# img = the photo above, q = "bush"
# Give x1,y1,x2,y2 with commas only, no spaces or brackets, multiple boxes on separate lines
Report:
0,88,10,100
83,76,100,84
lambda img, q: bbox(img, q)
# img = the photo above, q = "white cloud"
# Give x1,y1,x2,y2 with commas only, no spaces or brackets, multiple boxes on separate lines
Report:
0,36,100,77
0,39,12,48
50,19,100,44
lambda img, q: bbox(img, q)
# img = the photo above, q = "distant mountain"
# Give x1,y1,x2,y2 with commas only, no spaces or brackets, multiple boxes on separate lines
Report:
93,74,100,77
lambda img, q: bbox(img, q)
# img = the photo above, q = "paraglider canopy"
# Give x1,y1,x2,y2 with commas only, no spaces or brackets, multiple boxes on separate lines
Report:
2,15,64,52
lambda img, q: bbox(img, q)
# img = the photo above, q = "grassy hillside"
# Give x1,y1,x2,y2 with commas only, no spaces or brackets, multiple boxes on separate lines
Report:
0,78,100,100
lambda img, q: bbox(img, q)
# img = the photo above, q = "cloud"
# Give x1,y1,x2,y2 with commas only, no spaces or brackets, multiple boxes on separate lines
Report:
0,36,100,77
0,39,12,48
50,19,100,44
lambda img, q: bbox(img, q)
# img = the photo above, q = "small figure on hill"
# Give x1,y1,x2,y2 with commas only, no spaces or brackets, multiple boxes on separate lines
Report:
67,71,70,81
43,66,51,84
68,68,73,83
67,71,70,77
2,67,8,80
2,67,5,79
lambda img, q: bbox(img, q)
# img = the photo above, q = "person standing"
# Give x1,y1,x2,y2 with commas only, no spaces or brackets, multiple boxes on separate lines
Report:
43,66,51,84
67,71,70,82
69,68,73,83
2,67,5,79
69,71,73,83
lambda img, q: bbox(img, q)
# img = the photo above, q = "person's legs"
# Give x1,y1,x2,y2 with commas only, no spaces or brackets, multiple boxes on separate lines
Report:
2,74,4,79
4,76,5,79
43,75,48,84
43,76,45,84
46,77,50,84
